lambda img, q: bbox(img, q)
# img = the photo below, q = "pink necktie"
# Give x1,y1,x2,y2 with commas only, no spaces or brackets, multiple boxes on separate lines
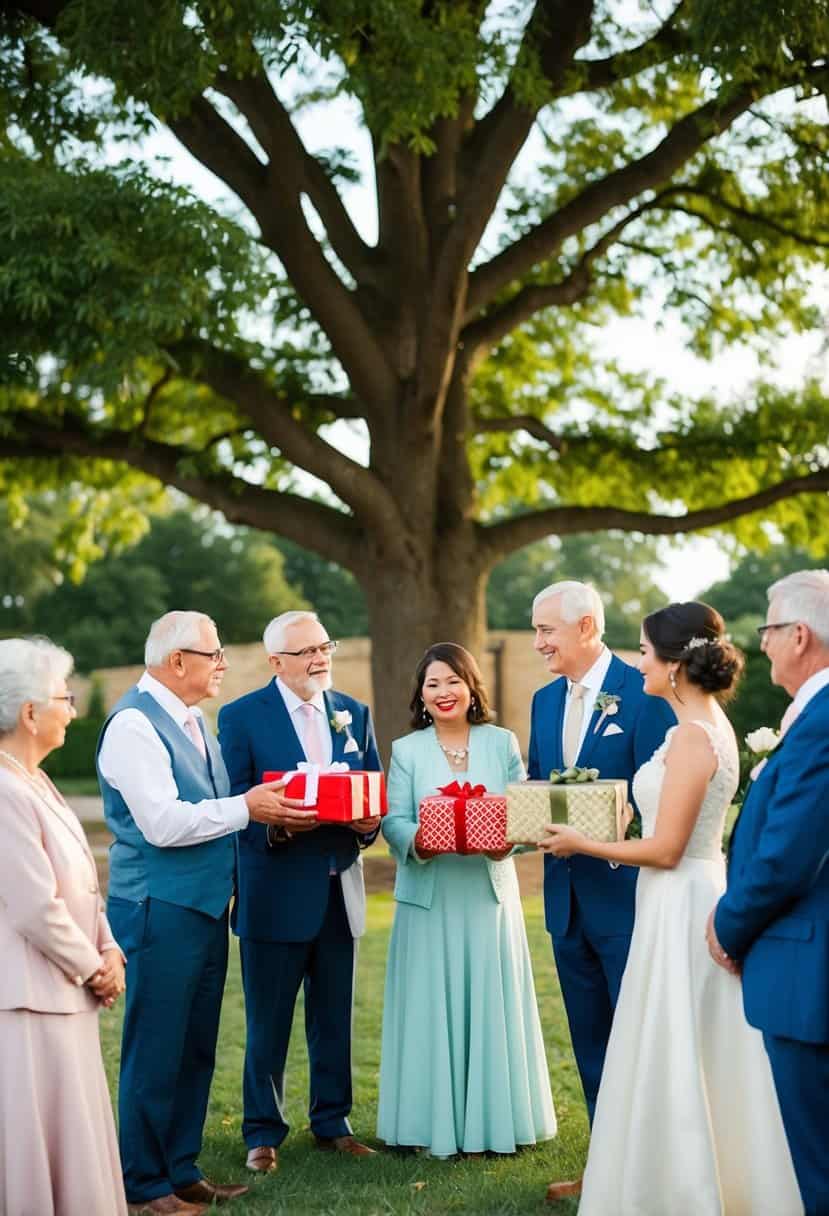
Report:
300,702,325,765
184,712,207,760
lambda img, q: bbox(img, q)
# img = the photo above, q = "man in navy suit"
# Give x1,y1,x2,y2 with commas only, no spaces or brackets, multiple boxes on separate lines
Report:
218,611,382,1174
527,581,674,1203
710,570,829,1216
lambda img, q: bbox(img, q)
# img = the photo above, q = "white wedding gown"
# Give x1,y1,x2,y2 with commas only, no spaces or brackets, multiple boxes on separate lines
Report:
579,719,802,1216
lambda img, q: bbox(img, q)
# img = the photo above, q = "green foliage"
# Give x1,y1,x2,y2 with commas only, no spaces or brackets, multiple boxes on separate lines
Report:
42,713,104,779
275,537,368,637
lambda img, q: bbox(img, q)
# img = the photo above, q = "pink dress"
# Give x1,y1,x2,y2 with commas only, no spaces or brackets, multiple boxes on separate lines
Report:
0,766,127,1216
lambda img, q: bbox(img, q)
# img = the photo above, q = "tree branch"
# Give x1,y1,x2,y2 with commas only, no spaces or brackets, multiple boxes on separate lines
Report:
167,94,269,216
0,415,363,567
480,470,829,561
568,2,690,94
461,202,651,356
212,67,377,283
466,83,756,315
657,184,829,248
175,344,406,541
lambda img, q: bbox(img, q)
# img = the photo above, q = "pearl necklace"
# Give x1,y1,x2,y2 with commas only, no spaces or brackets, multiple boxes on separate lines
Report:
0,748,43,785
438,741,469,763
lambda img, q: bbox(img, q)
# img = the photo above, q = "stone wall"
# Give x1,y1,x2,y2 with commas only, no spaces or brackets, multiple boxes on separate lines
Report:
72,633,637,758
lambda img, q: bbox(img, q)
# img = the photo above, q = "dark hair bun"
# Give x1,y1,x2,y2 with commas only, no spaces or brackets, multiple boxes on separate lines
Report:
642,600,745,701
682,637,744,696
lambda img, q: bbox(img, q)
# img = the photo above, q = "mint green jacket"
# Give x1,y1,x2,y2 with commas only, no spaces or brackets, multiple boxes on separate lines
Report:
382,723,525,909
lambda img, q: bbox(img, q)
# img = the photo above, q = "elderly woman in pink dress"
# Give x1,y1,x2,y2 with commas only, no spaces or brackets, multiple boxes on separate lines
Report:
0,637,127,1216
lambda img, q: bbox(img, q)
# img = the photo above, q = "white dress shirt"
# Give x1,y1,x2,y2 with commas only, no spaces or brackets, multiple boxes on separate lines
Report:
98,672,249,848
788,665,829,723
276,678,333,766
562,647,613,760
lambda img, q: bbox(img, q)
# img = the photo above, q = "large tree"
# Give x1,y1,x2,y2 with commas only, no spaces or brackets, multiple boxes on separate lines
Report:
2,1,829,744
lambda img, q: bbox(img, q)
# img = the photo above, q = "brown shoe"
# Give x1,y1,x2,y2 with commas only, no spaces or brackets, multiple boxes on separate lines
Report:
245,1145,279,1173
127,1196,208,1215
545,1177,583,1203
175,1179,250,1204
314,1134,376,1157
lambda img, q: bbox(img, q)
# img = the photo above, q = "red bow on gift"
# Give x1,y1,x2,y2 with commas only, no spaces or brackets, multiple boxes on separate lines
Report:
438,781,487,854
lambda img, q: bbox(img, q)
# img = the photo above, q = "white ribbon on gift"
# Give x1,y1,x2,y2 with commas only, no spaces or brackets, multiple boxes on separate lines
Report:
281,760,351,807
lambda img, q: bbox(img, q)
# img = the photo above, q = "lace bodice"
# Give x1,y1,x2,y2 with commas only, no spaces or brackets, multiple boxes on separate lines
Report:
631,719,740,860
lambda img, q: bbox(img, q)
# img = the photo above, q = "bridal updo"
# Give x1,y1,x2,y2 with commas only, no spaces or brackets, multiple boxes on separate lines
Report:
642,602,744,701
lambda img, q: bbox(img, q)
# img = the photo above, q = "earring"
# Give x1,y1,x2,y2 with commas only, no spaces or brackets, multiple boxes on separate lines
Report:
470,696,477,708
669,670,678,692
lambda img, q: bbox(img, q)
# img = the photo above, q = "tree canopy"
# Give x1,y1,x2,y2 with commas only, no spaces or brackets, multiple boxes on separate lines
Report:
2,0,829,741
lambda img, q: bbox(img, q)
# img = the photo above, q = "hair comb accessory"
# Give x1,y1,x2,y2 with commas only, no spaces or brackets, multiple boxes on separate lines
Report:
686,635,717,649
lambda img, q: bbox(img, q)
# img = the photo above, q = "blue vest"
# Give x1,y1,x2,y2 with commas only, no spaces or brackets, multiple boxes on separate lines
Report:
97,688,235,920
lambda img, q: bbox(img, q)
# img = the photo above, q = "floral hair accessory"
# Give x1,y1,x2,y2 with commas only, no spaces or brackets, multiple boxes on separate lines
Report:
686,635,717,649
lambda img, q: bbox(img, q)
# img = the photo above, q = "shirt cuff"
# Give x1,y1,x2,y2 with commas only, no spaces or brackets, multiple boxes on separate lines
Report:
225,794,250,830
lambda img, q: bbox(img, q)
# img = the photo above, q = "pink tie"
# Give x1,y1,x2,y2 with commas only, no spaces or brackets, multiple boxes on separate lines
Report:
300,702,325,766
184,712,207,760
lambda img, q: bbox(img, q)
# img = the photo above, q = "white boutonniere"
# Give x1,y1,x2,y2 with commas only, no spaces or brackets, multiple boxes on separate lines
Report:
593,691,621,734
330,709,353,733
745,726,781,780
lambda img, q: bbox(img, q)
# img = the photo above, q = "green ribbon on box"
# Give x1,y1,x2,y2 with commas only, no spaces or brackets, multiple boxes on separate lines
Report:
547,766,601,825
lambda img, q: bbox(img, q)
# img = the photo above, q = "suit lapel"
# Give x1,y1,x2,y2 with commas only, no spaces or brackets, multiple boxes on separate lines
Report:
324,691,345,763
547,679,567,774
578,653,624,767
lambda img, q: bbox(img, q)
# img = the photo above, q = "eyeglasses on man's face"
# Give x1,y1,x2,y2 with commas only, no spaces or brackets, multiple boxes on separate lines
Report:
277,641,338,659
180,647,226,664
50,693,76,708
756,622,798,639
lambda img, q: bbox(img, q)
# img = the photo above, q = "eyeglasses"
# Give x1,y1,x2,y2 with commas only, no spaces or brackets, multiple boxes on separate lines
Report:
276,641,338,659
179,648,226,664
756,622,798,638
50,694,76,707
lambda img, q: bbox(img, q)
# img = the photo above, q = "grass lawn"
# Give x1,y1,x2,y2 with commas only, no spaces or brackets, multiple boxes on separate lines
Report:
99,893,587,1215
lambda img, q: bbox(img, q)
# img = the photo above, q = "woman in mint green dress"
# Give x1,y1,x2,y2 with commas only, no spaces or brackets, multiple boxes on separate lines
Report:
377,643,556,1157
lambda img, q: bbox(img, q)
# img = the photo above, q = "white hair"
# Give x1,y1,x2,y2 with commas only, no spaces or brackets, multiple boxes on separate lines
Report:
0,637,74,735
532,580,606,637
768,569,829,646
263,611,320,655
144,611,216,666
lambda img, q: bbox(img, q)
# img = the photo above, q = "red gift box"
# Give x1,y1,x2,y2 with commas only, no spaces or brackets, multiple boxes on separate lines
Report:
262,766,387,822
418,781,508,854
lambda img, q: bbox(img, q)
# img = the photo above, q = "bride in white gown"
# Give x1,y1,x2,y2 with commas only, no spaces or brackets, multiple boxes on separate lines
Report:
542,601,802,1216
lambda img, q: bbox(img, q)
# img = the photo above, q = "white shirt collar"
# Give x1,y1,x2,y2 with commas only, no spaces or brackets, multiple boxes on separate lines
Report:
275,677,327,717
569,646,612,695
791,666,829,715
138,671,201,727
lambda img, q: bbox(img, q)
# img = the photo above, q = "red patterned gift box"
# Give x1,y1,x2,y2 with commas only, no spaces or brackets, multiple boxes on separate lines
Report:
262,765,387,822
418,781,508,854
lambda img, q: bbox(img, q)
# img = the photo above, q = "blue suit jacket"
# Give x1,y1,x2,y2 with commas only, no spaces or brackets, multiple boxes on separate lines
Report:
715,684,829,1045
218,682,382,943
528,653,675,937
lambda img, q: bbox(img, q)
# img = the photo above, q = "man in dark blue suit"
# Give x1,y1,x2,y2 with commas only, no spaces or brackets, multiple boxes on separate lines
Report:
527,581,674,1202
218,611,382,1174
710,570,829,1216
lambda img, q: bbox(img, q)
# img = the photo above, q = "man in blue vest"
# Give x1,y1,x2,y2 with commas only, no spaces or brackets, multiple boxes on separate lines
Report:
710,569,829,1216
99,611,301,1216
218,610,382,1175
528,581,674,1203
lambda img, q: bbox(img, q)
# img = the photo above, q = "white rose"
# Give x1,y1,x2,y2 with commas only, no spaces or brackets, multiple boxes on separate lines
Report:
332,709,353,730
745,727,780,754
604,702,619,716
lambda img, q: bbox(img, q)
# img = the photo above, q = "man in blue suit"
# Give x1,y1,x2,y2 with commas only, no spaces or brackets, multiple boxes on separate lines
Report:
527,581,674,1203
99,611,293,1214
710,570,829,1216
218,610,383,1174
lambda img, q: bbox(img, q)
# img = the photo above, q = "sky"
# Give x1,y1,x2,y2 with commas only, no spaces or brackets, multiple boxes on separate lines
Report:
118,19,827,604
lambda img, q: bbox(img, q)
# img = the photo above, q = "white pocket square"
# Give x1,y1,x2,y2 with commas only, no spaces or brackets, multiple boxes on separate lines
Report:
603,723,624,736
343,736,360,754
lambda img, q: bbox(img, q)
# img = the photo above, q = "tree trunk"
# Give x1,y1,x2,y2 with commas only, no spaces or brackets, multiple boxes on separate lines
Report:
363,546,488,761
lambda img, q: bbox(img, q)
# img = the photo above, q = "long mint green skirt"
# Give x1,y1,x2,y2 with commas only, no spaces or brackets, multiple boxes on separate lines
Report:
377,854,557,1157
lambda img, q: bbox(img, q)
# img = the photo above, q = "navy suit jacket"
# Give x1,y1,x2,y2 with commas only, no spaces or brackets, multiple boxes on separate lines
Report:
715,683,829,1045
218,682,382,943
528,653,675,937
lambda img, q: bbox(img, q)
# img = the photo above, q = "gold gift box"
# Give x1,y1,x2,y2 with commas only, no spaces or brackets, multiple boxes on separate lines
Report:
506,777,630,844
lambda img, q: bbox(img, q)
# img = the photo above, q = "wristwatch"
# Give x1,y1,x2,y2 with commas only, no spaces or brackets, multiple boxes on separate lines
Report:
266,824,293,847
